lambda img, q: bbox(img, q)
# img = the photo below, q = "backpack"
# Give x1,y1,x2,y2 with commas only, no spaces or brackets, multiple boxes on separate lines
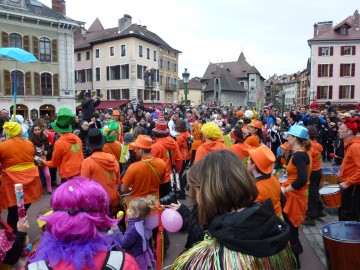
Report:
26,250,125,270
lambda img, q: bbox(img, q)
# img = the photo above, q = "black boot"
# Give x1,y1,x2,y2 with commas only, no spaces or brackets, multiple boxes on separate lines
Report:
294,254,301,269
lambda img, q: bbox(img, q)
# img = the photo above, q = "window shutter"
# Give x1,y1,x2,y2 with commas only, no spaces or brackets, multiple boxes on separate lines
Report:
317,86,321,99
339,86,343,99
318,47,321,56
329,86,333,99
4,70,11,95
25,71,32,95
318,64,322,77
340,64,344,77
53,74,59,96
340,46,344,55
34,72,40,96
330,47,333,56
329,64,333,77
352,46,356,55
32,36,39,60
351,85,355,99
1,31,9,47
351,63,355,77
23,35,30,52
52,39,58,62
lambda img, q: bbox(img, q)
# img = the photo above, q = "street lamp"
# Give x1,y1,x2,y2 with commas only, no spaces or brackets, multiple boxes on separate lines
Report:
275,90,285,130
182,68,190,106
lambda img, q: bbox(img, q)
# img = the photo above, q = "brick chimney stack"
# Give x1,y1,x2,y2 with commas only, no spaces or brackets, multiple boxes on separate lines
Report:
314,21,333,37
354,9,359,31
313,23,318,38
52,0,66,15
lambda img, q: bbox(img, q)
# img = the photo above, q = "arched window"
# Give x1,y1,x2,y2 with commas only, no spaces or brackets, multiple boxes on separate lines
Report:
11,70,24,95
39,37,51,62
41,73,52,96
9,33,22,48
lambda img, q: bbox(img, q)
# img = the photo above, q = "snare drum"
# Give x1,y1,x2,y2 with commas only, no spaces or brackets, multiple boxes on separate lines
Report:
319,185,342,208
321,222,360,270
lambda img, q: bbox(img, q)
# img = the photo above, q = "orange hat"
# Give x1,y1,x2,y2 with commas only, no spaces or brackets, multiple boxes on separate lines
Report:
112,110,120,116
248,119,263,130
280,142,292,151
244,135,260,148
236,111,244,118
130,134,152,149
248,145,276,174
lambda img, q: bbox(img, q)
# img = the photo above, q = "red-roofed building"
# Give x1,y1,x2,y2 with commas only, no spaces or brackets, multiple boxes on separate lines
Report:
308,10,360,110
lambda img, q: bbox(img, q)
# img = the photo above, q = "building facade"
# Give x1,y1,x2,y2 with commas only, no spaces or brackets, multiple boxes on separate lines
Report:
201,52,265,108
0,0,81,120
308,10,360,110
74,15,180,111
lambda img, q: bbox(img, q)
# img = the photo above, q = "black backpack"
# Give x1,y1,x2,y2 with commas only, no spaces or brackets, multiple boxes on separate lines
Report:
186,137,194,152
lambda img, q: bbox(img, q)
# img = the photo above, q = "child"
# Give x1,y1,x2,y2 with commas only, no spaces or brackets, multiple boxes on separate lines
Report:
29,124,52,194
120,132,135,176
111,197,155,270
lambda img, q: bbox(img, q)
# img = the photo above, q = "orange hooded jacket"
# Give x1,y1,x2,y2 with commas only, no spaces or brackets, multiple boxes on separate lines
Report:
339,136,360,186
194,139,227,164
309,139,323,171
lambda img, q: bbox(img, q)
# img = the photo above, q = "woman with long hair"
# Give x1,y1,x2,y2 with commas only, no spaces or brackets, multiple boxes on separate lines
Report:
245,119,266,146
172,150,293,270
281,125,312,268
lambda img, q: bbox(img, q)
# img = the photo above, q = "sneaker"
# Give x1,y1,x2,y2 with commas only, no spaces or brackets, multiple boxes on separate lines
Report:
302,217,315,226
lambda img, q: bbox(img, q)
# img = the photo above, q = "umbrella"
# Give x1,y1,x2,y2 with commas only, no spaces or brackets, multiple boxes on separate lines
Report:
0,47,38,63
0,47,38,119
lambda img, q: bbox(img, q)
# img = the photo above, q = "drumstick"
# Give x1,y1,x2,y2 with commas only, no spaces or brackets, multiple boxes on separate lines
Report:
329,153,344,159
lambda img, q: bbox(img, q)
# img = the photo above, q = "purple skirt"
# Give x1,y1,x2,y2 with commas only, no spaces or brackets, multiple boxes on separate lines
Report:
135,248,155,270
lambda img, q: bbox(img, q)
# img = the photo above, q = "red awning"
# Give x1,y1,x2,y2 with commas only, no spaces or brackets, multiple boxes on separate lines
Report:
76,100,131,111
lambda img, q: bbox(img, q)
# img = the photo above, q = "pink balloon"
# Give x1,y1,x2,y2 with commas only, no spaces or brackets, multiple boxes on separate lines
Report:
145,214,158,230
161,209,183,232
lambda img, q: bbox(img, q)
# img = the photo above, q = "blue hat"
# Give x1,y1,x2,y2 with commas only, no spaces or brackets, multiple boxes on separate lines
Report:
286,125,309,139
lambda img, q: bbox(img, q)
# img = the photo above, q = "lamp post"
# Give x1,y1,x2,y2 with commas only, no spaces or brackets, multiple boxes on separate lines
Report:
182,68,190,106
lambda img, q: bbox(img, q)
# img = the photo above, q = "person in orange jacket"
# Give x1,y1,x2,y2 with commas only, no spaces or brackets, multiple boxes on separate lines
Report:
229,127,252,165
41,108,84,182
81,128,120,214
338,118,360,221
194,122,227,164
101,120,121,162
247,145,282,217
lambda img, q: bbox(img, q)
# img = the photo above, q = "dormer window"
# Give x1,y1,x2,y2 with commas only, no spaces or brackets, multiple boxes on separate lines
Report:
340,27,348,35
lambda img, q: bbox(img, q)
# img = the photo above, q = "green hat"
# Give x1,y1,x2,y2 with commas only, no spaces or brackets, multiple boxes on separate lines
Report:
101,120,119,142
51,107,75,133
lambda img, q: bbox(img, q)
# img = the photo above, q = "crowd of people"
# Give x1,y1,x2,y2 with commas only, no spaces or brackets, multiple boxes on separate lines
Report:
0,98,359,269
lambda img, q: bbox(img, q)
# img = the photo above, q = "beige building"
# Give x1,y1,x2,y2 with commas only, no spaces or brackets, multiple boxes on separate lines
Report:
0,0,81,120
74,15,181,111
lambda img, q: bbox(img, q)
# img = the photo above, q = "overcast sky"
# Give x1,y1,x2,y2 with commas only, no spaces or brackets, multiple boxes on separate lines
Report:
42,0,358,80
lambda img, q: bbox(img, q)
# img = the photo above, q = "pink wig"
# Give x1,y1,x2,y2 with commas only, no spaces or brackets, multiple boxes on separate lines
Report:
41,176,117,242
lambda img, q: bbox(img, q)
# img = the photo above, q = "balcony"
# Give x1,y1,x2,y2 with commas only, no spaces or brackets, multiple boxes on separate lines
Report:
165,84,177,92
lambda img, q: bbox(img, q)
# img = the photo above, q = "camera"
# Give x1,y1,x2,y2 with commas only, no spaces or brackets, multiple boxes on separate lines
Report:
160,192,177,205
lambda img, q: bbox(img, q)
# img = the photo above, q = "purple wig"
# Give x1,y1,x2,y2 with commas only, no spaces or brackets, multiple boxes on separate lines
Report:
30,176,118,269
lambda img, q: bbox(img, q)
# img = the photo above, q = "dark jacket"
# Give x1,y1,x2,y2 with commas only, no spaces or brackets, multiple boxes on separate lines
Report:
81,98,100,121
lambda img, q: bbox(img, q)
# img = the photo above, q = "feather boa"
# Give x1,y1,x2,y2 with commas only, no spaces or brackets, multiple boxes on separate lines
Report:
171,235,294,270
29,232,112,270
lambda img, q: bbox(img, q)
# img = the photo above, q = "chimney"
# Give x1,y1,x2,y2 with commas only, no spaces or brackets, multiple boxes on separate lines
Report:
315,21,333,37
52,0,66,15
142,25,147,30
118,14,132,32
313,23,318,37
354,9,360,31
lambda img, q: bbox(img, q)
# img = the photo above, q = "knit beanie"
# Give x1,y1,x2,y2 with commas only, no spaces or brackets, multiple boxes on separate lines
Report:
3,122,22,138
201,122,222,140
343,118,360,135
124,132,134,146
152,115,169,136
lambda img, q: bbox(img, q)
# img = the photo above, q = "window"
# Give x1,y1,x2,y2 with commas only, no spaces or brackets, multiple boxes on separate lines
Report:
317,64,333,77
317,85,332,99
137,89,143,100
146,48,150,59
121,64,129,79
75,70,86,83
9,33,22,48
154,51,157,61
339,85,355,99
95,68,100,81
41,73,52,96
341,46,356,55
39,37,51,62
318,46,333,56
340,27,348,36
160,75,163,85
144,89,151,100
109,65,120,80
174,63,177,73
86,51,90,60
139,45,143,57
160,59,163,69
121,89,130,99
11,70,24,95
121,45,126,56
86,68,92,82
137,65,143,79
340,64,355,77
167,61,170,71
96,89,101,97
95,49,99,58
110,46,114,56
77,53,81,61
108,89,120,100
